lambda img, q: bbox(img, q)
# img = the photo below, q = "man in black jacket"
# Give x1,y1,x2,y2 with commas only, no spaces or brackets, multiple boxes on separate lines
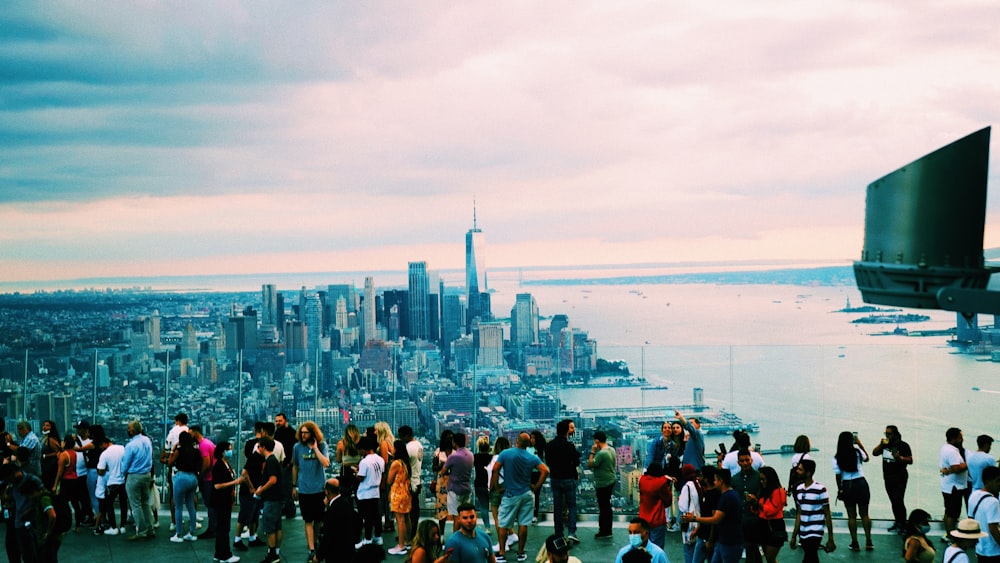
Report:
312,478,359,562
545,419,581,543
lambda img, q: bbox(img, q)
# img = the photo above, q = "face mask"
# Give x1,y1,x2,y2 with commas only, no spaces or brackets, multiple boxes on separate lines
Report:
629,533,644,549
42,430,49,435
919,524,931,535
224,450,233,459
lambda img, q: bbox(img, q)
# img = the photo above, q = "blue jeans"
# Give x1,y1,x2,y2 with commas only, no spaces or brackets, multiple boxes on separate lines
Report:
711,542,743,563
648,524,666,548
684,538,698,563
693,537,710,563
173,471,199,536
549,478,578,537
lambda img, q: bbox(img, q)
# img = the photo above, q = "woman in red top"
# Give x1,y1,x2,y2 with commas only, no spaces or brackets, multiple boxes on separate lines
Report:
638,461,673,549
748,465,788,563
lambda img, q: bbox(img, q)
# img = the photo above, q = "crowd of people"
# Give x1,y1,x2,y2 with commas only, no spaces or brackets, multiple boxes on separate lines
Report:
3,413,1000,563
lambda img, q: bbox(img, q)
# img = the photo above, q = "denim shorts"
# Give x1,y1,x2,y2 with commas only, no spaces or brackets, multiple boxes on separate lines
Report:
259,500,283,534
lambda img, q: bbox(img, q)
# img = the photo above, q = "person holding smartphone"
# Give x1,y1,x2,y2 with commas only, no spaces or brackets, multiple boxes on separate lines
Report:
293,421,331,562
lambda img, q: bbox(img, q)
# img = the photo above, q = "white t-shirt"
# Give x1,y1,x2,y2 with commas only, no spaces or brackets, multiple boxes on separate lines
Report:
98,444,126,486
406,439,423,489
75,438,91,475
832,447,868,480
969,489,1000,557
356,452,385,500
165,423,188,451
721,450,765,474
940,444,970,492
943,545,971,563
678,480,701,545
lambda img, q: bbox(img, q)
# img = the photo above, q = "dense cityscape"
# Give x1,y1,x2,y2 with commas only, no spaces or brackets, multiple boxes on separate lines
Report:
0,220,760,520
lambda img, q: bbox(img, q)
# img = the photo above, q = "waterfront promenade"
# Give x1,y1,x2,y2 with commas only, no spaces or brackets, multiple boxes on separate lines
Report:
8,512,916,562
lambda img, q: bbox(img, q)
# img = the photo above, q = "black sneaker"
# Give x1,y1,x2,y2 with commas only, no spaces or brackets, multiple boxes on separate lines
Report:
595,531,614,539
248,538,267,548
234,540,249,552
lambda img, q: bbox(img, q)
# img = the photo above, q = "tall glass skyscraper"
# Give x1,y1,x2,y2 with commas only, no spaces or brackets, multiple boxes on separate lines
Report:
408,261,430,341
466,207,486,331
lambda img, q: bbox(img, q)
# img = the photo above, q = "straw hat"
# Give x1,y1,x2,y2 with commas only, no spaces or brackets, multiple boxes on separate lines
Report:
950,518,987,539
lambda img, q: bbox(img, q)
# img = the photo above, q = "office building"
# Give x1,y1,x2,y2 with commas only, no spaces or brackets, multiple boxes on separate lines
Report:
408,261,430,341
466,207,487,331
363,276,377,345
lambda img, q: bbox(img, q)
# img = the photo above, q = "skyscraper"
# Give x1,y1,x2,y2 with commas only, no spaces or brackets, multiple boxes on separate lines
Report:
261,284,279,332
408,261,430,341
466,205,487,331
363,276,377,344
511,293,539,347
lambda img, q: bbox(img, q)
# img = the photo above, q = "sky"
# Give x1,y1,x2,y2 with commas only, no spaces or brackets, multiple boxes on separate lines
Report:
3,1,1000,288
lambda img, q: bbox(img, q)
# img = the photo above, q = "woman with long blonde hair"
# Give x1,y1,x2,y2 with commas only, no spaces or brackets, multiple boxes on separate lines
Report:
406,519,446,563
374,421,397,531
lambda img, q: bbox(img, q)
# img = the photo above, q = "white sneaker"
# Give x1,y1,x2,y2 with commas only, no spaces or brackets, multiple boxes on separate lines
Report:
183,533,198,541
507,534,518,547
374,536,384,546
104,528,120,536
216,557,241,563
169,523,176,531
170,535,184,543
493,543,501,552
388,546,408,555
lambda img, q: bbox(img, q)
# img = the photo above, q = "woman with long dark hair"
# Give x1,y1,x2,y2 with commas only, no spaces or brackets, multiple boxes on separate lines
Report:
833,430,872,551
749,465,788,563
211,441,242,563
529,430,547,524
40,420,63,490
169,431,202,542
387,438,412,556
432,430,454,534
902,508,935,562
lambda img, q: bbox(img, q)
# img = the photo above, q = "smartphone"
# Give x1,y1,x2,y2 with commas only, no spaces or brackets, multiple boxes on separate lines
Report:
444,547,455,558
852,431,859,440
718,443,727,455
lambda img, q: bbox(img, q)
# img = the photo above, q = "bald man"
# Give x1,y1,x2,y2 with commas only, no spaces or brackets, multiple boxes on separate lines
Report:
312,478,359,562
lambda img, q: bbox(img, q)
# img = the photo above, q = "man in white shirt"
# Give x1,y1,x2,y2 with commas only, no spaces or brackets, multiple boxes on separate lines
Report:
97,434,127,535
355,437,385,546
967,465,1000,561
941,427,971,540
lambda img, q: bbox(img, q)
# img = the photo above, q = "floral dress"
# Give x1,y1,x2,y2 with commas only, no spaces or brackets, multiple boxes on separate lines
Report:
433,448,450,520
389,459,411,514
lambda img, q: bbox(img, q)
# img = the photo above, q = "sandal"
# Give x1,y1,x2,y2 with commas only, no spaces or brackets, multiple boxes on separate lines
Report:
848,543,860,552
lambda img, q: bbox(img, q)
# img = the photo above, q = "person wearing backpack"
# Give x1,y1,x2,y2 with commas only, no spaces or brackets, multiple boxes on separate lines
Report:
967,465,1000,561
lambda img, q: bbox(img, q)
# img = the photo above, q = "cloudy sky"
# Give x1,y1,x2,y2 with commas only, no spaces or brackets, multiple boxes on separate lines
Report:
3,1,1000,287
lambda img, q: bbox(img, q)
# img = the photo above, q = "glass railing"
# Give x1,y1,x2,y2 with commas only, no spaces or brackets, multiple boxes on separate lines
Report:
7,339,981,523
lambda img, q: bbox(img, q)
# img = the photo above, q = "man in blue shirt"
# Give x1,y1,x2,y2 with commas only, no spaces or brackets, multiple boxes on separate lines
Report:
491,433,548,563
121,420,154,540
444,502,495,562
615,517,670,563
12,421,42,476
674,410,706,470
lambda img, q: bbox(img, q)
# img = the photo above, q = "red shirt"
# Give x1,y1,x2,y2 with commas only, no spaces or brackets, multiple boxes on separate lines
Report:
639,474,672,527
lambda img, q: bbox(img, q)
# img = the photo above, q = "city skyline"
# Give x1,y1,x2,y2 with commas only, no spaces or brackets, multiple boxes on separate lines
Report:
4,2,1000,287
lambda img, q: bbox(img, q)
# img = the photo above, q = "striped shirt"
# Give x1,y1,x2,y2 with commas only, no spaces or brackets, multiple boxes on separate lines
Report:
795,480,830,540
